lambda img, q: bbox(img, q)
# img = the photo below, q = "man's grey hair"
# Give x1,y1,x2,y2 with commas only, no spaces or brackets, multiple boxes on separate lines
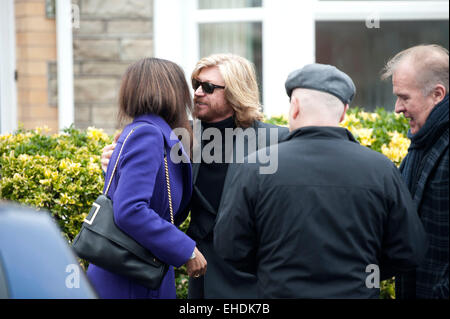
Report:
381,44,449,96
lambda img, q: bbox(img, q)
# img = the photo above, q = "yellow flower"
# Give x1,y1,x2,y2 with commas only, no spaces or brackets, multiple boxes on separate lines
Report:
87,159,100,174
18,154,32,162
35,126,51,135
39,179,52,186
0,133,12,142
43,167,58,179
359,112,380,122
341,113,360,128
59,159,81,174
59,193,70,205
381,131,410,165
87,127,109,142
359,111,370,121
59,159,69,170
352,128,376,146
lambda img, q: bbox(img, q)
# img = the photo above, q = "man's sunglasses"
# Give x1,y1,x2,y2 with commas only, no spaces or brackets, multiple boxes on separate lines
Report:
192,79,225,94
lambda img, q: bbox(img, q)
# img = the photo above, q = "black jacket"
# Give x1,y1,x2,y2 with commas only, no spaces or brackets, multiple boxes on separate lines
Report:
214,126,428,298
178,119,289,298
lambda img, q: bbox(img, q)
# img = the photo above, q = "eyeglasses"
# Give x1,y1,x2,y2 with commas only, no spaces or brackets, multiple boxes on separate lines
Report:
192,79,225,94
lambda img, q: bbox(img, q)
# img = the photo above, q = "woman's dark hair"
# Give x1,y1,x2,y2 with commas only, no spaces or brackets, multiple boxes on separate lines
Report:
118,57,193,135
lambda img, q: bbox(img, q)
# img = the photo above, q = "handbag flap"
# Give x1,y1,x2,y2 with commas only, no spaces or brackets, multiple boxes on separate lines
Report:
83,195,164,268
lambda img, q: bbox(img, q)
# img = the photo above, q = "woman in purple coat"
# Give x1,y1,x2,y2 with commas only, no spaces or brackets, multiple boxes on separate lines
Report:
87,58,207,299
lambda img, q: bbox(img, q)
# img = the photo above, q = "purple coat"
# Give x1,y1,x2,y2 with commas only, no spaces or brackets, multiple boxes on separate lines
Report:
87,114,195,299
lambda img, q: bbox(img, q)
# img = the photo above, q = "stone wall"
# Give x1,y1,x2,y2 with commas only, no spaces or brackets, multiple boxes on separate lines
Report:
72,0,154,133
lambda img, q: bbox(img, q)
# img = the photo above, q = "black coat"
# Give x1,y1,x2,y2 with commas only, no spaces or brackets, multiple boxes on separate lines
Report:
178,119,289,298
214,126,428,298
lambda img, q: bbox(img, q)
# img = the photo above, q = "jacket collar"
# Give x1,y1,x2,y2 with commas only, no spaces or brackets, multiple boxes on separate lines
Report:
132,114,179,150
286,126,358,143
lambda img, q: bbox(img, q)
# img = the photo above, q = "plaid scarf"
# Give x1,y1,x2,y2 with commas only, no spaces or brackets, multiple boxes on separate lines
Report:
400,95,449,199
397,95,449,299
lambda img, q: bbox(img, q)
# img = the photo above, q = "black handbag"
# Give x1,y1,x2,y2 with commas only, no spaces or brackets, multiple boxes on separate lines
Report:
72,125,175,289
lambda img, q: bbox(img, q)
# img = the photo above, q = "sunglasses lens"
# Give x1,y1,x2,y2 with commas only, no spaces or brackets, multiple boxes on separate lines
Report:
192,79,200,90
202,82,215,94
193,79,222,94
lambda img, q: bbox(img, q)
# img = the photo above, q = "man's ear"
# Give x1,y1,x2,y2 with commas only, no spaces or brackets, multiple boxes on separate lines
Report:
432,84,447,105
291,96,301,121
339,104,349,123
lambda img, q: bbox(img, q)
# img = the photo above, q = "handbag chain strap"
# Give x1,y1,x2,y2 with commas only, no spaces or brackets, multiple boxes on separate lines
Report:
104,125,174,225
164,156,174,225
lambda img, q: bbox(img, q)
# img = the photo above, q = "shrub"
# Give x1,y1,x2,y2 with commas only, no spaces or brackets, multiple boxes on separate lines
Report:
175,214,191,299
0,125,112,242
341,107,410,166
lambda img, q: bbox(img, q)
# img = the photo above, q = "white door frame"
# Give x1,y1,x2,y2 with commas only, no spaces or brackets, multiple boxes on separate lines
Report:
0,0,17,134
56,0,75,131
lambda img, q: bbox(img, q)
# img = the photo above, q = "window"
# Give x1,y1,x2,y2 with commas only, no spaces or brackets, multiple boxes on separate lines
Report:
154,0,449,117
316,20,450,111
199,22,263,102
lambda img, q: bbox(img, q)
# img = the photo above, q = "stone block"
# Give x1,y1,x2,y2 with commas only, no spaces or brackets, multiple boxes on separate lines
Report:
15,16,56,33
81,0,153,18
17,46,57,60
120,39,153,61
15,2,46,18
17,33,57,46
107,20,152,34
92,105,118,121
75,104,92,123
17,75,48,90
73,39,120,61
73,20,105,34
18,89,49,105
17,61,47,76
82,62,130,76
74,77,119,103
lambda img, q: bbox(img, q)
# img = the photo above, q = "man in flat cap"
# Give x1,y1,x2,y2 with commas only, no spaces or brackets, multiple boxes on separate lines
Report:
214,63,428,298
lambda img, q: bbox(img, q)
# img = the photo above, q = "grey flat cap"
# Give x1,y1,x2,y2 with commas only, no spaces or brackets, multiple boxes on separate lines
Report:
285,63,356,105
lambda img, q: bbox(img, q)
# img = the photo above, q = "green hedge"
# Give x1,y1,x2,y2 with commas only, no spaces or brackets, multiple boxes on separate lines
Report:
1,108,408,299
266,108,410,167
0,125,112,242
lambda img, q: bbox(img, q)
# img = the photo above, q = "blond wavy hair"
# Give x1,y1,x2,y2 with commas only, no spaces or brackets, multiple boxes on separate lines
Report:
191,53,264,128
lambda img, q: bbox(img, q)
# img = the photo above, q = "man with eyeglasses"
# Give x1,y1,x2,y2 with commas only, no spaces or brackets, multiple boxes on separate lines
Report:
102,54,289,298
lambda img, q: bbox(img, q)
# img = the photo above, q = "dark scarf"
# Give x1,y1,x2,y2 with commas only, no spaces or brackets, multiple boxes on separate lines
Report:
397,95,449,299
196,116,236,213
400,95,449,197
